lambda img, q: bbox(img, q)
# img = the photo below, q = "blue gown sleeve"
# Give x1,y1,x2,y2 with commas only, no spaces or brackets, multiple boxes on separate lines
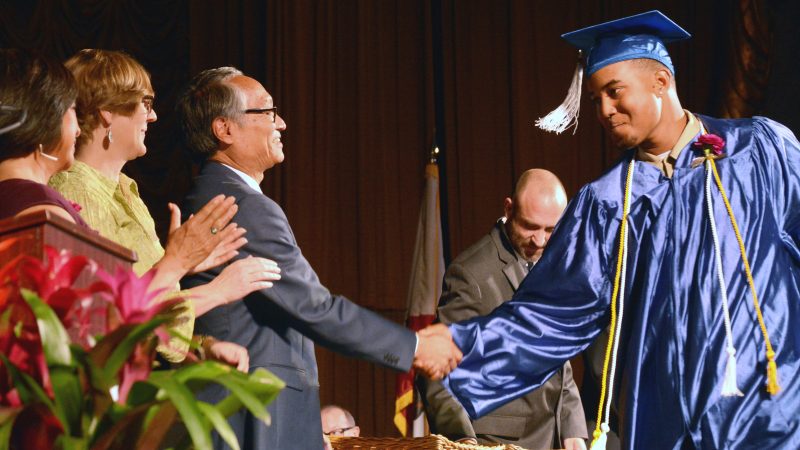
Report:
444,184,619,419
753,117,800,250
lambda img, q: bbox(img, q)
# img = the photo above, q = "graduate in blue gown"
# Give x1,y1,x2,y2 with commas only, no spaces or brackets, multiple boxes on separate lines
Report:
443,11,800,450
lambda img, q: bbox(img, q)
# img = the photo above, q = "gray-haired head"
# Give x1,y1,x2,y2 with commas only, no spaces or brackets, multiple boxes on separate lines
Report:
176,66,244,161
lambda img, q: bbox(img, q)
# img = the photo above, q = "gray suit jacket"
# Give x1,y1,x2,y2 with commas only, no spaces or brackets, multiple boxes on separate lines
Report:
422,221,587,449
182,162,417,450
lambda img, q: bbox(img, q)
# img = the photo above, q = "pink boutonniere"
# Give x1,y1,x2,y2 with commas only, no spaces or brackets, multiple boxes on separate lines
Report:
68,200,82,213
692,133,726,157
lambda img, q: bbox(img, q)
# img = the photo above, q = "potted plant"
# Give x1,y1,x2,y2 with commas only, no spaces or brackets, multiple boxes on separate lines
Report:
0,238,283,450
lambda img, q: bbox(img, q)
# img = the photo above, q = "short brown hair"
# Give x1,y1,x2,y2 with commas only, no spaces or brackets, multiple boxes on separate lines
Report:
65,49,153,149
0,49,77,162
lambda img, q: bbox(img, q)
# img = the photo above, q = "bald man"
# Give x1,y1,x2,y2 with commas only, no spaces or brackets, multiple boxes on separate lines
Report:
320,405,360,438
421,169,588,450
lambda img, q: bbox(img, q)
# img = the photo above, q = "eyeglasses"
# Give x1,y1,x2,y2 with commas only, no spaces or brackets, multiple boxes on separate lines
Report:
322,426,356,437
141,95,154,115
244,106,278,121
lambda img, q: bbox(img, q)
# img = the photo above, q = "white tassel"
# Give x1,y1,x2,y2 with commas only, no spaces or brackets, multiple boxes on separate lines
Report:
590,423,610,450
705,158,744,399
535,51,584,134
721,346,744,397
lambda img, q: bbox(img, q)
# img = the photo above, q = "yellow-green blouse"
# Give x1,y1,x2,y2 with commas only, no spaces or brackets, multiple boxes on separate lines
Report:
50,160,194,362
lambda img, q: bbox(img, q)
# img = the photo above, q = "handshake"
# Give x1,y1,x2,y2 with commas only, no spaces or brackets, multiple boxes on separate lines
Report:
412,324,463,380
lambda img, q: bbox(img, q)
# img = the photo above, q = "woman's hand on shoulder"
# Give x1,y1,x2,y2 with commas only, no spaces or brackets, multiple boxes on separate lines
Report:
202,336,250,372
211,255,281,304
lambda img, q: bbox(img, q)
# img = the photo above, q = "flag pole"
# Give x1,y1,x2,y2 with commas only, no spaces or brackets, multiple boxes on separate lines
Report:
394,135,445,437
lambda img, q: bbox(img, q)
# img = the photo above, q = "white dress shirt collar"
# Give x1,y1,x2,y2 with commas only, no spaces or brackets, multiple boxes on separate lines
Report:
219,163,263,194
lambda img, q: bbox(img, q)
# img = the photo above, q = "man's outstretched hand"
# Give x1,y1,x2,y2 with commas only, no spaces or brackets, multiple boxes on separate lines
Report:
413,324,463,380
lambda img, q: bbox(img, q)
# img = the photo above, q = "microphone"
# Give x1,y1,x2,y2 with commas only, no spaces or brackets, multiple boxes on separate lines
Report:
0,104,26,135
38,144,59,162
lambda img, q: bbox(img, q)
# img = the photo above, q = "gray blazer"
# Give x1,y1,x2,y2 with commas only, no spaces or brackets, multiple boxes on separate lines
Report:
422,221,588,449
182,162,416,450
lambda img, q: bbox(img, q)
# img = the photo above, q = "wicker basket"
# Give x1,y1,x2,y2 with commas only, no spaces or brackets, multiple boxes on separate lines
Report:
329,434,528,450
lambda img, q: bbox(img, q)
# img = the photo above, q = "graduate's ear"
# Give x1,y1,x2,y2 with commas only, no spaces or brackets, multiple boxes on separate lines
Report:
653,68,672,94
212,117,235,145
503,197,514,219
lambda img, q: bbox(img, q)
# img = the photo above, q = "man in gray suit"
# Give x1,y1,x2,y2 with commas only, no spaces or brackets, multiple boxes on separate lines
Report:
177,67,461,450
422,169,588,450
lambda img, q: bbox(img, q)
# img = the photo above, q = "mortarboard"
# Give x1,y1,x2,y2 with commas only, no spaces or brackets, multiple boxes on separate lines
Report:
536,10,691,134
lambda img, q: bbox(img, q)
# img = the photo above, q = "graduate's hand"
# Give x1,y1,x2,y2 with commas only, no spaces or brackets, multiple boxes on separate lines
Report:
413,324,462,380
563,437,587,450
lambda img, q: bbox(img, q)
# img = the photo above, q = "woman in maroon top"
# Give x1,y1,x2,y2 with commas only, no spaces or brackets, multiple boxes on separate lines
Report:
0,49,87,224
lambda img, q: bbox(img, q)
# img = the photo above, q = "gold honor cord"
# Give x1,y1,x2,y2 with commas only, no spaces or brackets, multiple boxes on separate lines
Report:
708,157,780,394
591,158,636,450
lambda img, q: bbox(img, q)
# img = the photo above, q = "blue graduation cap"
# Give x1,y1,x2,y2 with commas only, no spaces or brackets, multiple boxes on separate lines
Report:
536,10,691,134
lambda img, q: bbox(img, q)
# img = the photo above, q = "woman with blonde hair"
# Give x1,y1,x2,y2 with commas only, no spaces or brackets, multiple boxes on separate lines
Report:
49,49,281,367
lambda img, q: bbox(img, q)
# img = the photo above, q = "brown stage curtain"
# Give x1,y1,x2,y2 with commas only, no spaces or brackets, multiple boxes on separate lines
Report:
0,0,763,438
720,0,771,119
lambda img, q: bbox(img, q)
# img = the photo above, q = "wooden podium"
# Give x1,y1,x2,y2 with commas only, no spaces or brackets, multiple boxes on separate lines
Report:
0,210,137,285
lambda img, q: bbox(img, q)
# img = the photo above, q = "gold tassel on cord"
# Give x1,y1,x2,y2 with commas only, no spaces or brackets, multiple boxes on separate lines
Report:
766,350,781,395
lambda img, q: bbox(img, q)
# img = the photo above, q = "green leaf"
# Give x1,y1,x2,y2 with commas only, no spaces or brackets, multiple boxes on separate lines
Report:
16,291,83,436
88,318,169,390
0,407,21,450
216,376,276,425
0,363,76,448
169,363,283,425
135,402,178,450
50,366,83,436
89,401,155,450
0,407,21,426
196,402,239,450
56,434,88,450
20,289,71,366
0,421,12,450
69,349,114,428
0,355,54,409
171,363,284,400
144,376,212,450
125,381,159,408
103,318,168,377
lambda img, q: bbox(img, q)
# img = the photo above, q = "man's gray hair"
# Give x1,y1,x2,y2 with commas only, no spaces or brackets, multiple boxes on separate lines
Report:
176,66,244,160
